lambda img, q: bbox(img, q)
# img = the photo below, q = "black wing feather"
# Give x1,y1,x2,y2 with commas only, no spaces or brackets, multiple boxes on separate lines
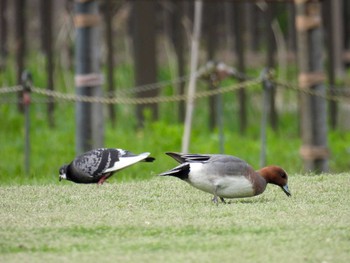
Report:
166,152,211,163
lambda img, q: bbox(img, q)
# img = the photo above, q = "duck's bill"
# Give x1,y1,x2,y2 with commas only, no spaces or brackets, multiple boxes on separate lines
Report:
282,184,291,197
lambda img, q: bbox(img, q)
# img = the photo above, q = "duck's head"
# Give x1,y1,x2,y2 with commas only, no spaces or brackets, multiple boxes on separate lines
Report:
258,166,291,197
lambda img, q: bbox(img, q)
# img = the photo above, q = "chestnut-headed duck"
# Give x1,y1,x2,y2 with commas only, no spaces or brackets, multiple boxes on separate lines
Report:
158,152,291,204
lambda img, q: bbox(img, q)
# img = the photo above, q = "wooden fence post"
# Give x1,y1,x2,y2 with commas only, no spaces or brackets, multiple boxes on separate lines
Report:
295,0,329,172
74,0,104,154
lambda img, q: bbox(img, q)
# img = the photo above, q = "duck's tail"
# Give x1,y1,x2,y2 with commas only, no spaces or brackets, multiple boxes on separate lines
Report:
158,163,190,180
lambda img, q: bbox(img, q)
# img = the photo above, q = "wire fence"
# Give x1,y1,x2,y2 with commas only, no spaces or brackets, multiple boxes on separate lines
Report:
2,64,350,176
1,64,350,105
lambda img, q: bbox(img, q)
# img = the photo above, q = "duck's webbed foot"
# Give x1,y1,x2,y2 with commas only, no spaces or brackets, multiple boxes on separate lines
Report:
212,195,226,205
212,195,219,205
220,197,226,204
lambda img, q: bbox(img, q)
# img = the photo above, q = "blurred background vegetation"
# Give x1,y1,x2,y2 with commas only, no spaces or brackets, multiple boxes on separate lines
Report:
0,0,350,184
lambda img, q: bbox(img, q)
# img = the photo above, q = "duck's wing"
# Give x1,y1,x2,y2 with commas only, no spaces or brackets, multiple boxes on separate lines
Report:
165,152,212,163
202,154,252,176
165,152,252,176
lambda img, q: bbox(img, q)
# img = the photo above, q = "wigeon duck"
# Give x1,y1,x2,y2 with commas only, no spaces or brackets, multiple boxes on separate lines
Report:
158,152,291,204
59,148,155,184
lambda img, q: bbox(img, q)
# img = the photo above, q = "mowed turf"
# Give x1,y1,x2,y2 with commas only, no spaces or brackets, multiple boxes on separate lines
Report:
0,174,349,263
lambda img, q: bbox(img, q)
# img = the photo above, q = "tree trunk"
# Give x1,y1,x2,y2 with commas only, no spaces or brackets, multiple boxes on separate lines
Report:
172,1,186,123
205,1,218,131
15,0,26,112
344,0,350,59
252,4,262,52
40,0,55,128
233,1,247,134
132,0,158,128
0,0,8,69
265,3,278,131
75,0,104,154
295,0,329,172
324,0,344,129
287,2,297,54
103,0,116,127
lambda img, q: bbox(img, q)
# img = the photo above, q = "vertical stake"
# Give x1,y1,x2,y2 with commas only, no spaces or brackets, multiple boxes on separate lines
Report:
21,70,32,175
260,68,273,168
210,73,225,154
216,91,225,154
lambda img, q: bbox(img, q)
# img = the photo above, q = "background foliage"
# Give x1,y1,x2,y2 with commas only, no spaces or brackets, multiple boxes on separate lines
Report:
1,55,350,185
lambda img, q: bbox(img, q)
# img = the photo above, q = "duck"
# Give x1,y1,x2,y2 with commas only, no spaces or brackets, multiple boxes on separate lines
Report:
59,148,155,184
158,152,291,204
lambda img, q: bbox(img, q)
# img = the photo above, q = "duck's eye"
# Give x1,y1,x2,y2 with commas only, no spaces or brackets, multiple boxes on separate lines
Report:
280,173,287,179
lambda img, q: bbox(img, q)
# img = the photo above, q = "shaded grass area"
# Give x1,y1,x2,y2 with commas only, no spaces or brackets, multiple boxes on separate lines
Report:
1,174,349,262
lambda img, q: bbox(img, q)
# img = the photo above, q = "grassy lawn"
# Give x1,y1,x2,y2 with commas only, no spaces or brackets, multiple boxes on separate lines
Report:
1,32,350,263
0,174,349,262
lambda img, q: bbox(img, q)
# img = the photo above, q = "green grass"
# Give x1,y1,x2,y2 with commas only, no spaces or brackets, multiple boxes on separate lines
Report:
1,39,349,262
1,99,350,184
0,174,349,262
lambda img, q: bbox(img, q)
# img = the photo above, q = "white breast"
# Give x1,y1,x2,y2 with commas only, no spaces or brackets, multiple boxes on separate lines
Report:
188,163,255,198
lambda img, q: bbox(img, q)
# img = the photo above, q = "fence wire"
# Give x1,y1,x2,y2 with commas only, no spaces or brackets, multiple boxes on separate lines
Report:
1,68,350,105
27,78,261,105
0,85,23,94
112,75,190,96
272,79,350,103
